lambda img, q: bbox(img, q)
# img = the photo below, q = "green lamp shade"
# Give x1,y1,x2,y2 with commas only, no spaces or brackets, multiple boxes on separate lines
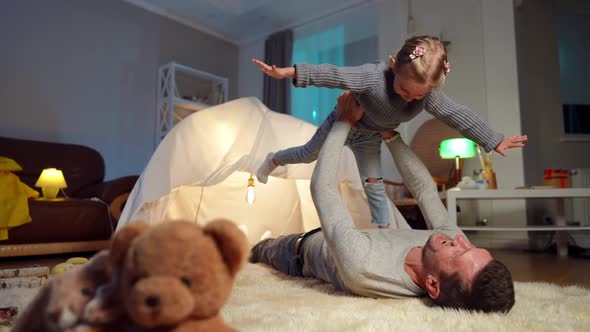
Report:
439,138,477,159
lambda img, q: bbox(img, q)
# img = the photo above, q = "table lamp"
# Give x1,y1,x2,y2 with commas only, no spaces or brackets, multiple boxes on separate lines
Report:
35,168,67,200
439,138,476,184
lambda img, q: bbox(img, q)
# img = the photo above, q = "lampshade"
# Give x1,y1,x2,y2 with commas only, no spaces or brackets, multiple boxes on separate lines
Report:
439,138,477,159
35,168,67,188
35,168,67,199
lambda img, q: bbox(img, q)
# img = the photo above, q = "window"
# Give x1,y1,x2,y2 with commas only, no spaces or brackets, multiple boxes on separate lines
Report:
562,105,590,134
291,27,345,126
557,13,590,135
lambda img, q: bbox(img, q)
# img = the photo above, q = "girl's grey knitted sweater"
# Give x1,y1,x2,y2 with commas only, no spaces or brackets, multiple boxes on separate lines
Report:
294,61,503,152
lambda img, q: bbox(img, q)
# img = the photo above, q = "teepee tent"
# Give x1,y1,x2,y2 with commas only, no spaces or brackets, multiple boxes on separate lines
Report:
118,97,402,244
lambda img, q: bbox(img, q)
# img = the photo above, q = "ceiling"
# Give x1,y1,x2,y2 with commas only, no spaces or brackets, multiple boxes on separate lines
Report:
125,0,374,45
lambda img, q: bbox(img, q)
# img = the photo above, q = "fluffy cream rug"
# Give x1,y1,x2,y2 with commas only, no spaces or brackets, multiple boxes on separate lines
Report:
0,287,39,332
222,264,590,332
2,263,588,331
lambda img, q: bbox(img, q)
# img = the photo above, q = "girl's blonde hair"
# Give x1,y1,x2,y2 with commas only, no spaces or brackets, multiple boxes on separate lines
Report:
389,35,449,88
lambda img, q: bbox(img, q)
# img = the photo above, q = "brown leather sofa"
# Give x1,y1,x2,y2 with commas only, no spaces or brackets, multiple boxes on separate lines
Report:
0,136,138,257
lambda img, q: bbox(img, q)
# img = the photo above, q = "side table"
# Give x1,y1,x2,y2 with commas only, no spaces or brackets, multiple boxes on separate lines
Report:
439,188,590,256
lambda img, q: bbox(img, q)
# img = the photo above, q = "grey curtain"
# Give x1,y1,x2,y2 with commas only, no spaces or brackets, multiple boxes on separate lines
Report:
263,29,293,114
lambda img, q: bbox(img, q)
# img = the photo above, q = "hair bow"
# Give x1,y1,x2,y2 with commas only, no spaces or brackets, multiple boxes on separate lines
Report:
408,46,426,60
444,60,451,74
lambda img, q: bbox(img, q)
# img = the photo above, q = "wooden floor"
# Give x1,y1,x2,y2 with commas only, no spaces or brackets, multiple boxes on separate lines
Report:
1,249,589,288
490,249,590,288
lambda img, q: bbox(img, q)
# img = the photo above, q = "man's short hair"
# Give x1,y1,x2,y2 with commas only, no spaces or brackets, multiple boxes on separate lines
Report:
433,260,515,313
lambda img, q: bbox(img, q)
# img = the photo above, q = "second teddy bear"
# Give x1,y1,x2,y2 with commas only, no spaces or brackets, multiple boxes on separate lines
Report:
12,250,112,332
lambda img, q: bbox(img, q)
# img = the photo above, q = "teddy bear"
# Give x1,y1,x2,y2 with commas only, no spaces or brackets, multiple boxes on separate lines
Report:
78,219,248,332
11,250,112,332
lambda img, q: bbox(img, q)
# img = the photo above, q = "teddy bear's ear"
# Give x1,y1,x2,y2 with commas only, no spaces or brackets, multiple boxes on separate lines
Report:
110,222,149,269
85,250,113,279
204,219,248,276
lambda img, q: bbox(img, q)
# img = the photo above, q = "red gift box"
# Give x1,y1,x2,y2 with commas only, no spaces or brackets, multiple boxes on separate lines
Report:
543,169,571,188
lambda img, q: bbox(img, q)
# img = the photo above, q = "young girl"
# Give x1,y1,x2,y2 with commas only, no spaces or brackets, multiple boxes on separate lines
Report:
253,35,527,228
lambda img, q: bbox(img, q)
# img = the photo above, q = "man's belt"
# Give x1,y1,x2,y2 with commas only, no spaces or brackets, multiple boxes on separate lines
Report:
292,227,322,257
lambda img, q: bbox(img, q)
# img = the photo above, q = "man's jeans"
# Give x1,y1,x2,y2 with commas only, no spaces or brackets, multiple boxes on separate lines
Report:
250,228,323,277
250,234,304,277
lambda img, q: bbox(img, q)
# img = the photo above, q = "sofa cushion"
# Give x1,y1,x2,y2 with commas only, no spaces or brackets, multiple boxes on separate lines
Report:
0,136,105,195
1,198,112,244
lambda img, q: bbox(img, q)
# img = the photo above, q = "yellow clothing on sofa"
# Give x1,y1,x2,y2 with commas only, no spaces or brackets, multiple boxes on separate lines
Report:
0,157,39,240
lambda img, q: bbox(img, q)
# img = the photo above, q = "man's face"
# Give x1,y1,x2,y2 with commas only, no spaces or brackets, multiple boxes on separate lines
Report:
423,233,493,287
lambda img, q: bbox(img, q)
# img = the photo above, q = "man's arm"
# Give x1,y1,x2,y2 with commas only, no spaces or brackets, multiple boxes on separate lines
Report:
310,92,370,276
384,135,451,230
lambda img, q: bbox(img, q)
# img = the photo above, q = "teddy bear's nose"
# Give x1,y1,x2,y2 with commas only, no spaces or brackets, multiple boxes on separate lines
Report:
47,310,60,323
145,295,160,308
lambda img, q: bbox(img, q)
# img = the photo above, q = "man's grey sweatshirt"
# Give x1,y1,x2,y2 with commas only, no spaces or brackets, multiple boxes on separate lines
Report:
309,121,464,298
294,61,503,152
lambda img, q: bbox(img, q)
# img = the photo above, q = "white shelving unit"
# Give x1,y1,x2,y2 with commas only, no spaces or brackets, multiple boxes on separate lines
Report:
156,62,228,145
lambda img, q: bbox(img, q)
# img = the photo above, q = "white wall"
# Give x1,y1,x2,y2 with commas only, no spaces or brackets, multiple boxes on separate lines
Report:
478,0,526,245
0,0,238,180
377,0,406,61
238,39,266,101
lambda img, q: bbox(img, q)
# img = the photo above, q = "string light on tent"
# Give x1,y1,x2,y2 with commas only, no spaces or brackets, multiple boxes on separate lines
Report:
246,175,255,205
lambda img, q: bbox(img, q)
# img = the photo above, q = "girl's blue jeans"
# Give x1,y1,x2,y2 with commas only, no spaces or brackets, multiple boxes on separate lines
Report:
274,108,391,226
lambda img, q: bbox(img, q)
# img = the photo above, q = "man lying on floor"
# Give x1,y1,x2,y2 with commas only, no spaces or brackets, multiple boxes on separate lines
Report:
250,91,515,313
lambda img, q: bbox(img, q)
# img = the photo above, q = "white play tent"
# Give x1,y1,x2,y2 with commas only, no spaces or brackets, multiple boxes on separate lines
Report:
118,97,404,244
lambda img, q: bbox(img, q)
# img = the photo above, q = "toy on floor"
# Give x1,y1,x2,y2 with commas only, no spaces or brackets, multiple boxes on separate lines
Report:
11,250,112,332
50,257,89,278
79,219,248,332
0,306,18,326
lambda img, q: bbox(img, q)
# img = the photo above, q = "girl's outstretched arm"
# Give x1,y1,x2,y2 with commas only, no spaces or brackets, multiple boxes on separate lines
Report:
494,135,528,156
251,58,295,79
252,58,382,93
